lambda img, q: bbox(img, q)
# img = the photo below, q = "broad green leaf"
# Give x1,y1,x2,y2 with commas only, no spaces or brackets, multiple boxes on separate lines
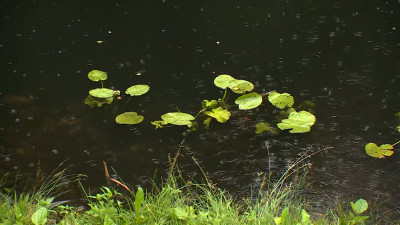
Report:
174,207,189,220
14,205,22,219
277,111,316,133
365,143,394,158
31,207,47,225
300,209,311,224
351,199,368,215
126,85,150,96
88,70,108,82
134,187,144,217
89,88,115,98
115,112,144,125
84,95,113,107
214,74,236,89
202,99,219,109
104,214,116,225
255,122,278,134
268,92,294,109
161,112,195,126
203,117,212,129
274,207,289,225
228,79,254,94
235,92,262,110
205,107,231,123
151,120,168,129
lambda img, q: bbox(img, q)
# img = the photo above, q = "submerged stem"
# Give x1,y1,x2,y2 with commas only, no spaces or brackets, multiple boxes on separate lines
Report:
101,80,104,88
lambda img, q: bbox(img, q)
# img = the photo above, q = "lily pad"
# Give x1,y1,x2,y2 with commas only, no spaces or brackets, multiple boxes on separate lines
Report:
228,79,254,94
214,74,236,89
255,122,278,134
84,95,113,107
365,143,394,158
89,88,115,98
126,85,150,96
161,112,195,126
115,112,144,124
202,99,219,109
88,70,108,82
235,92,262,110
351,199,368,215
268,92,294,109
277,111,316,133
205,107,231,123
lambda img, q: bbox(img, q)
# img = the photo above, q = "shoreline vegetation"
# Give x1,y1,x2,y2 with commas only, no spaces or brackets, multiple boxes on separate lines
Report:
0,146,397,225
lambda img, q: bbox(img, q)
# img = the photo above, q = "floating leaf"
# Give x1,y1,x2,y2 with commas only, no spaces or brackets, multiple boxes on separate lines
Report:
88,70,107,82
255,122,278,134
205,107,231,123
214,74,236,89
161,112,195,126
228,80,254,94
126,85,150,96
202,99,219,109
84,95,113,107
351,199,368,215
268,92,294,109
235,92,262,110
31,207,47,225
365,143,394,158
151,120,168,129
89,88,115,98
277,111,316,133
115,112,144,124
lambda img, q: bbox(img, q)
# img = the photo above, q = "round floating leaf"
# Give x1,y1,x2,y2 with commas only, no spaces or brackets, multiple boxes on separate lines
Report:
235,92,262,110
84,95,113,107
268,92,294,109
365,143,394,158
277,111,316,133
214,74,236,89
205,107,231,123
255,122,278,134
161,112,195,126
115,112,144,125
351,199,368,215
88,70,107,82
228,79,254,94
89,88,115,98
126,85,150,96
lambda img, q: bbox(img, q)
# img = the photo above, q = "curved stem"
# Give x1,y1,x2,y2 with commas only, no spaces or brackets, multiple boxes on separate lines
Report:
392,140,400,147
221,88,228,103
100,80,104,88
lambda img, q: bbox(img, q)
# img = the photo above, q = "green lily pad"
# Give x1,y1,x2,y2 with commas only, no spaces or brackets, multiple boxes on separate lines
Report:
126,85,150,96
277,111,316,133
202,99,219,109
351,199,368,215
89,88,115,98
255,122,278,134
268,92,294,109
235,92,262,110
214,74,236,89
84,95,113,107
228,79,254,94
365,143,394,158
88,70,108,82
205,107,231,123
161,112,195,126
115,112,144,124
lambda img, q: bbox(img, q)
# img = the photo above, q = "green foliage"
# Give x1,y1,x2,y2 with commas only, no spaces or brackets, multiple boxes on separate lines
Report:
235,92,263,110
88,70,108,82
125,84,150,96
31,207,47,225
84,95,114,107
255,122,278,134
274,207,289,224
204,107,231,123
134,187,144,218
268,91,294,109
89,88,116,98
277,111,316,133
228,79,254,94
202,99,219,109
350,199,368,215
152,112,195,128
213,74,236,89
365,143,394,158
115,112,144,124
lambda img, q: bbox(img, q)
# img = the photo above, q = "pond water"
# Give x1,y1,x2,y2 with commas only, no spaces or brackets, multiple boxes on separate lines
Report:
1,0,399,214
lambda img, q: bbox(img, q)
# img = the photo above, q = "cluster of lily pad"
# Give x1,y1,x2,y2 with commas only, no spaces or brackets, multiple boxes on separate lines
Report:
85,70,149,125
151,74,317,134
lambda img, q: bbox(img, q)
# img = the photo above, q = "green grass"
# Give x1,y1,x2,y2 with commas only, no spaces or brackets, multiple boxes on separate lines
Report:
0,149,397,225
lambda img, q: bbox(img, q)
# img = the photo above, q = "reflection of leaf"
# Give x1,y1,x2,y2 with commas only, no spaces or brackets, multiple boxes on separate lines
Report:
268,92,294,109
205,107,231,123
89,88,115,98
255,122,278,134
126,85,150,96
277,111,316,133
365,143,394,158
214,74,236,89
228,80,254,94
151,120,168,129
203,117,212,129
88,70,107,82
351,199,368,215
84,95,113,107
161,112,195,126
235,92,262,110
115,112,144,124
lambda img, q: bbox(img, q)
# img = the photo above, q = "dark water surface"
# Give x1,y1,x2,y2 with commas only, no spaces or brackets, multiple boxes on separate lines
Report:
1,0,399,213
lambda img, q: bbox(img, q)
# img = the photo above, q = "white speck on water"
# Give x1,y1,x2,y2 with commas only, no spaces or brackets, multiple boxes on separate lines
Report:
52,149,59,154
